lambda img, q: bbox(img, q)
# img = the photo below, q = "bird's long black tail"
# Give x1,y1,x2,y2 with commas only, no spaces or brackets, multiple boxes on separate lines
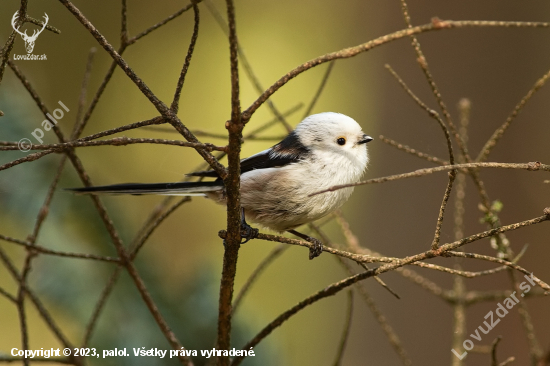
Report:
67,181,223,196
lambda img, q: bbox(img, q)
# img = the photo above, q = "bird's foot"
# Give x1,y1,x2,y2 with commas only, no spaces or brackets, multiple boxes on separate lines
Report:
308,237,323,260
240,222,259,244
287,229,324,260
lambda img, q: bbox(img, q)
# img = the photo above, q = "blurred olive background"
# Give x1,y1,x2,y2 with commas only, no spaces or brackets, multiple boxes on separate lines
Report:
1,0,549,365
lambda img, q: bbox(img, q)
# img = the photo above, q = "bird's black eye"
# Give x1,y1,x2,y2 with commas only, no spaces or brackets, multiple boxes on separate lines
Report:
337,137,346,146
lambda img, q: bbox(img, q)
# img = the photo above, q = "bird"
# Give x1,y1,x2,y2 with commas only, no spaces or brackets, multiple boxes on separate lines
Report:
69,112,373,259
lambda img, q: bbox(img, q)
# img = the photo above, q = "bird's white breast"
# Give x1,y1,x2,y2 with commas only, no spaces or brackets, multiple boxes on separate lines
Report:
239,144,368,232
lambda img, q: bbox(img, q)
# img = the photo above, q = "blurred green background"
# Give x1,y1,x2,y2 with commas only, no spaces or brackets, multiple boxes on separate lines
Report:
1,0,549,365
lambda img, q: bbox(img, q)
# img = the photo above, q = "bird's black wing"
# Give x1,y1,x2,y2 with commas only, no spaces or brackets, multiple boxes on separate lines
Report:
188,131,310,177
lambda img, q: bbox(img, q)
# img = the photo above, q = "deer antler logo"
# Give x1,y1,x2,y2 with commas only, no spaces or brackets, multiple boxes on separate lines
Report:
11,11,48,54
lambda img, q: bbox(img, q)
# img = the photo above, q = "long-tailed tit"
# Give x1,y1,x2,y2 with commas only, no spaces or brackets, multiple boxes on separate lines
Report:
70,112,373,259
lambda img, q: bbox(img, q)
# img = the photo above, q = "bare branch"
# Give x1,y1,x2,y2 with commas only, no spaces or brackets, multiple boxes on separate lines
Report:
312,162,550,195
0,234,120,263
383,64,457,250
82,267,123,347
120,0,128,45
58,0,226,178
232,244,288,315
0,286,16,303
217,0,243,363
332,290,354,366
384,64,454,164
447,252,549,291
303,61,336,118
0,1,27,82
205,0,292,132
0,247,75,354
398,0,466,162
339,259,411,365
242,19,550,123
127,1,202,45
0,137,227,152
171,1,200,113
24,15,61,34
231,269,381,366
72,47,97,139
491,336,503,366
379,135,449,165
477,67,550,162
130,197,192,260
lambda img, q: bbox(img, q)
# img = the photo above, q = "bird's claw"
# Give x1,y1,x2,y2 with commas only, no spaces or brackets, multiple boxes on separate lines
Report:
240,222,259,244
308,238,323,260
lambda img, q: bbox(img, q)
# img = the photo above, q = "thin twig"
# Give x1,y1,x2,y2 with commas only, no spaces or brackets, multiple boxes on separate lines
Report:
130,197,192,260
72,47,97,140
242,19,550,123
75,44,127,139
477,67,550,162
205,0,292,132
498,357,515,366
0,286,16,303
0,149,56,172
431,171,456,249
141,103,302,140
0,0,27,82
339,259,411,365
59,0,227,178
491,336,502,366
398,267,453,301
508,270,544,362
127,1,202,45
308,223,400,299
312,162,550,195
303,61,336,118
398,1,465,162
230,269,381,366
0,137,227,152
0,235,120,263
120,0,129,45
379,135,449,165
24,15,61,34
465,288,546,305
0,247,75,354
171,1,200,113
82,267,123,347
84,197,191,347
448,252,549,292
232,245,288,315
332,290,354,366
383,64,456,250
384,64,454,164
451,114,468,365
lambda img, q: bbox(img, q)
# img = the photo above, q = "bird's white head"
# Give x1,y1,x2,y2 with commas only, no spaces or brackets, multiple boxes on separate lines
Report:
295,112,372,169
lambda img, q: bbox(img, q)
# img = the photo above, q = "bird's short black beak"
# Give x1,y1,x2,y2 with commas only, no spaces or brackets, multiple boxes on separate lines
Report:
358,134,373,144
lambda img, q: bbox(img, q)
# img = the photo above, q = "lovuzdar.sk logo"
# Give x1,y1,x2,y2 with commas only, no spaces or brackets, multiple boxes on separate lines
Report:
11,11,49,60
